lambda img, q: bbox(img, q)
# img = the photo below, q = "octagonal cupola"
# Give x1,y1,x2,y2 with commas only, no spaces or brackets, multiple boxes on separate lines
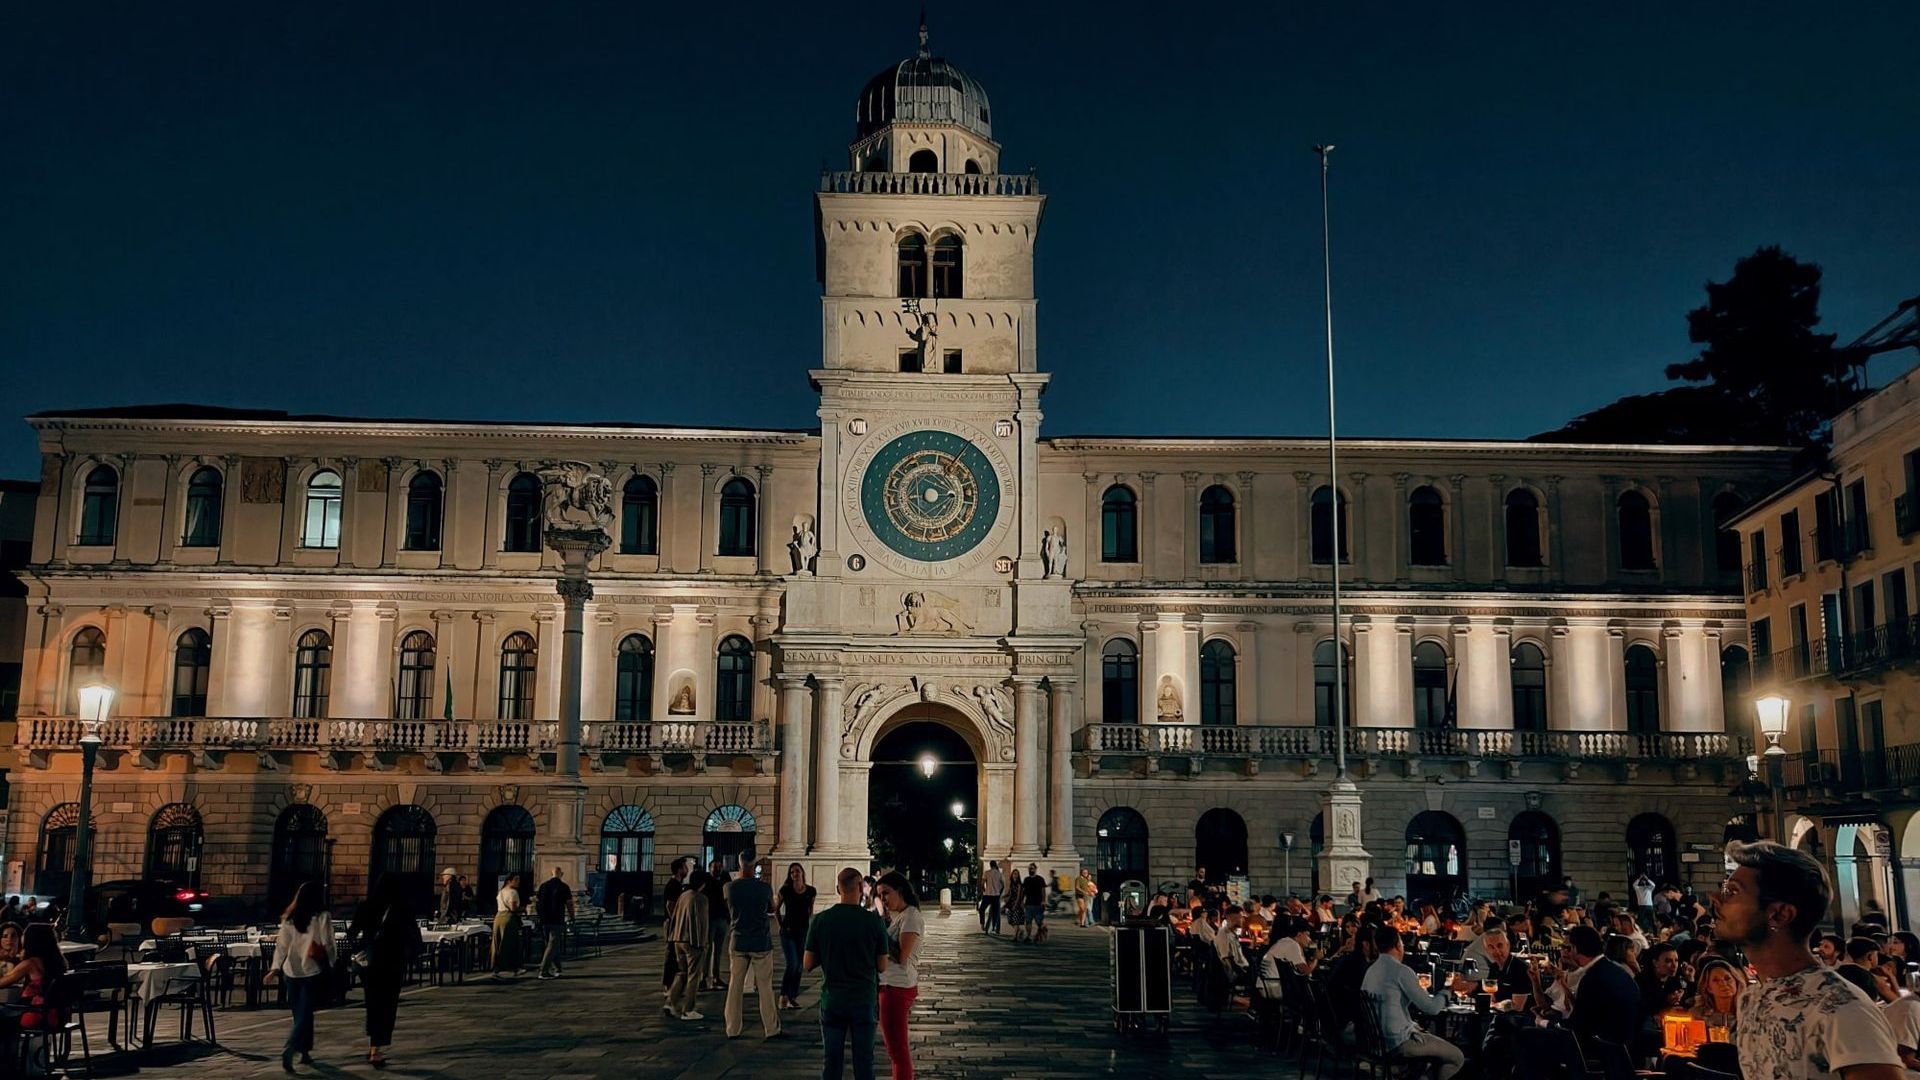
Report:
848,20,1000,175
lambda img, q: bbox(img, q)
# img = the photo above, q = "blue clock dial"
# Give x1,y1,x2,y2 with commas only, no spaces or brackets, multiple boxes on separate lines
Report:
860,430,1001,562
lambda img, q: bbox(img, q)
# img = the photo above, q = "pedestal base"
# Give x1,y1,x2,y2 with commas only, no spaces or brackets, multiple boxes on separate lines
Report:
1317,776,1372,897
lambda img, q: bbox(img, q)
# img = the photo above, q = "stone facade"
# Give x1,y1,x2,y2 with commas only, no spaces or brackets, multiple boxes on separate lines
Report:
5,33,1801,915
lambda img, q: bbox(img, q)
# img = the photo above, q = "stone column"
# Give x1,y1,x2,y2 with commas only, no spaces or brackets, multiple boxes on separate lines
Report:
1392,473,1411,577
216,455,241,565
1138,472,1158,575
1013,376,1045,579
379,458,404,568
1047,677,1080,865
438,460,461,570
1181,471,1201,578
111,454,136,564
774,673,812,856
1183,616,1202,727
812,676,847,850
533,608,560,721
1294,471,1316,577
46,454,72,567
698,464,718,573
1012,676,1043,859
1546,475,1566,573
1486,475,1507,583
540,461,615,890
472,611,499,720
1082,473,1101,569
1137,619,1159,725
155,456,182,565
336,457,359,567
1547,622,1571,731
480,460,506,569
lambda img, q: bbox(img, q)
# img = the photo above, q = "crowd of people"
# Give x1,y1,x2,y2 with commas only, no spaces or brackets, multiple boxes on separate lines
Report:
1143,843,1912,1080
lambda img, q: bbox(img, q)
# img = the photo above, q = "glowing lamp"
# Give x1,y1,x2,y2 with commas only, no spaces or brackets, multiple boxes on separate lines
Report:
1662,1013,1708,1057
951,801,965,820
76,684,115,734
1754,694,1790,755
918,754,938,778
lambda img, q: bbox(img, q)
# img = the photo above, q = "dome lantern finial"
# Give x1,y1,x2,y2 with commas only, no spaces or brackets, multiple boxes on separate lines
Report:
917,4,930,58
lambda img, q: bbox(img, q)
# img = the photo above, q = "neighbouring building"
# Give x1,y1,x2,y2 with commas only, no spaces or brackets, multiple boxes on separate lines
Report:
7,27,1797,916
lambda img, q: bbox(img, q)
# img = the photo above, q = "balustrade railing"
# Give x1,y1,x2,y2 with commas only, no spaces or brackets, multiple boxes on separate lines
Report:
19,717,772,756
1081,723,1748,762
819,170,1039,196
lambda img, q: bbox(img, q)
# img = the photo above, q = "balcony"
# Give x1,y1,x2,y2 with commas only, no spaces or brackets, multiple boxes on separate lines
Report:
818,170,1040,196
1806,617,1920,679
1758,646,1817,682
1077,723,1748,780
17,716,774,773
1781,744,1920,798
1898,493,1919,539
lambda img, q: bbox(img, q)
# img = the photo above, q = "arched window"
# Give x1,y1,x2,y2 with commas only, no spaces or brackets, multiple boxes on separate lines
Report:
1095,807,1149,901
293,629,332,719
963,158,982,174
897,233,928,298
146,802,203,890
1721,645,1751,731
68,627,106,714
78,465,118,546
718,478,757,557
931,234,963,299
504,473,542,553
171,629,211,717
301,470,342,549
1511,643,1548,732
1101,639,1139,725
498,631,537,721
1311,486,1349,564
269,804,328,913
615,634,655,722
703,805,757,873
1313,640,1352,727
1409,486,1447,566
34,803,86,899
479,805,537,908
1626,812,1677,889
404,472,443,551
1412,641,1449,729
715,635,753,723
370,805,436,912
906,149,938,174
1199,640,1236,726
1618,490,1656,571
620,475,658,555
1510,811,1560,903
1405,810,1468,905
601,805,656,874
1199,485,1236,564
1713,492,1745,575
182,466,223,547
1195,808,1249,881
1624,643,1660,734
1505,489,1543,567
396,631,435,720
1100,485,1138,562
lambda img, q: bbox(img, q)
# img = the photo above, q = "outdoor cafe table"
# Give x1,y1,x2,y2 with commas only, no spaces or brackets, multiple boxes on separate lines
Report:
124,961,199,1043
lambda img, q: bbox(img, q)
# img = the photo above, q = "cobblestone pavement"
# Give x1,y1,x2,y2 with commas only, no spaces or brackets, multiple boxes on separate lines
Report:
119,912,1298,1078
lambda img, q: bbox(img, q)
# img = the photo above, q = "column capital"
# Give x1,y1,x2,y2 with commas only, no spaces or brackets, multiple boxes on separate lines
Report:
473,610,497,625
774,672,810,690
813,674,846,688
431,609,457,624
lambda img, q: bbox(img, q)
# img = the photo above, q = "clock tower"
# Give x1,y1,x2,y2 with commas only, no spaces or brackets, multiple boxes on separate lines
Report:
778,24,1079,874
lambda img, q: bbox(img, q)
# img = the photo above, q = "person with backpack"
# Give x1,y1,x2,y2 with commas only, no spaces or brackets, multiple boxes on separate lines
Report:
535,866,575,980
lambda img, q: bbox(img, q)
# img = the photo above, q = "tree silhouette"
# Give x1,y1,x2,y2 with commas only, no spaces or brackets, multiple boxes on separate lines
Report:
1537,246,1861,447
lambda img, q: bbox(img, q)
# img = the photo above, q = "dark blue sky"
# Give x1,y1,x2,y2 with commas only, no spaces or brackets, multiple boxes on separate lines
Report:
4,2,1916,480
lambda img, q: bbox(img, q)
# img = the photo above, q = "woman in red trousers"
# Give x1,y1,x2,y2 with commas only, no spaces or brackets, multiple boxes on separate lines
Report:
874,870,924,1080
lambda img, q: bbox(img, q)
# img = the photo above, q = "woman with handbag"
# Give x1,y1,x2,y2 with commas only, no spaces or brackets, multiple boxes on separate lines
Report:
273,882,336,1073
491,873,525,978
349,875,422,1069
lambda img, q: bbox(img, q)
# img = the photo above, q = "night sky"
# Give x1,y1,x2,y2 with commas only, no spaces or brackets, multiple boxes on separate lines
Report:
3,2,1916,480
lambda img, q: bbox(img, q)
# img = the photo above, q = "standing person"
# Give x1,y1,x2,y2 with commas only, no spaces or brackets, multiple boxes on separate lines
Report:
438,869,459,923
1715,840,1902,1080
348,876,422,1069
978,861,1004,935
661,857,691,1002
805,867,890,1080
1075,868,1096,928
491,872,525,979
875,871,924,1080
1021,864,1048,944
272,882,336,1072
1001,862,1024,941
704,859,732,991
535,866,575,980
666,869,713,1021
776,863,817,1010
723,858,782,1040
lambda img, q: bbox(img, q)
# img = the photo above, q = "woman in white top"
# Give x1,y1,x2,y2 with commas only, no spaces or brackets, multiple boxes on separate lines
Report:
875,871,925,1080
492,873,525,977
273,882,336,1073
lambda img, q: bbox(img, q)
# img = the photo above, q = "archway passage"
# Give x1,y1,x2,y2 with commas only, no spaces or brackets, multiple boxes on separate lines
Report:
1406,811,1468,907
868,720,979,901
1195,808,1249,886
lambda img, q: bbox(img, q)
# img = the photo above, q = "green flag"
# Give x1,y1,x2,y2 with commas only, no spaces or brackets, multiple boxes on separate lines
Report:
444,670,455,720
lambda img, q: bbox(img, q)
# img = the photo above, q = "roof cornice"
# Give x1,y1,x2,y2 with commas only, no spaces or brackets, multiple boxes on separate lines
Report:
30,415,819,446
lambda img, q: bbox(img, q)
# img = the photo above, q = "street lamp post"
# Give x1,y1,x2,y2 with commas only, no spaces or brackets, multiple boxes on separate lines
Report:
1755,694,1792,843
1282,832,1295,896
67,684,114,942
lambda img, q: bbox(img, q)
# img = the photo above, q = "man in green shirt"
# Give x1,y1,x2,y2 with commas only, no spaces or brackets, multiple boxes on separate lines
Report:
804,866,889,1080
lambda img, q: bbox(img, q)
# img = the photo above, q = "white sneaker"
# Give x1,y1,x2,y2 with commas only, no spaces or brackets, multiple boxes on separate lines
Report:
678,1010,706,1021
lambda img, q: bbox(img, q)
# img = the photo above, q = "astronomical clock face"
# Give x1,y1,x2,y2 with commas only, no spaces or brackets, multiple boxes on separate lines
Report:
844,421,1012,577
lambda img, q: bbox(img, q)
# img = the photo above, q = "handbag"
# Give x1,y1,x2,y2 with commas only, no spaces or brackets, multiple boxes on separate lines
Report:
350,904,394,970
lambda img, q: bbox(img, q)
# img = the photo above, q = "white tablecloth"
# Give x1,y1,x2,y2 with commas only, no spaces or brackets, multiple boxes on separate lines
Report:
420,925,491,946
56,942,97,958
126,961,198,1002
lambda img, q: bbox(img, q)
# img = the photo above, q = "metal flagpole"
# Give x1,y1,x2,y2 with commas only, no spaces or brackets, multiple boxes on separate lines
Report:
1316,144,1348,780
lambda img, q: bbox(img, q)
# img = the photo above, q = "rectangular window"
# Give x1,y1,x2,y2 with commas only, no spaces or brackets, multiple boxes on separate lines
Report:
302,490,341,549
1847,478,1871,555
1750,617,1772,676
942,349,963,373
1747,529,1768,591
1887,569,1910,640
1815,490,1838,562
1853,582,1876,636
1789,603,1810,677
1800,703,1818,757
1779,509,1803,576
899,351,919,373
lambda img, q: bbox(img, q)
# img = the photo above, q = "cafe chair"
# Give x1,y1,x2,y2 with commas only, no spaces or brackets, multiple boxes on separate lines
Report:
102,923,143,963
1354,999,1436,1080
141,952,218,1050
3,971,90,1080
150,917,196,939
72,961,130,1053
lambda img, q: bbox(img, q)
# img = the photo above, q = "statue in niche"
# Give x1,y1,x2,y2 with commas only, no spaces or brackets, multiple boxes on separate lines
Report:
1156,676,1182,723
668,682,696,715
1041,527,1068,578
901,297,938,371
788,521,818,575
895,591,973,635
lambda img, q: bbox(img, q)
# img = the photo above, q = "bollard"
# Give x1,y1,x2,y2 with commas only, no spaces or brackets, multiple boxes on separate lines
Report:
939,888,953,916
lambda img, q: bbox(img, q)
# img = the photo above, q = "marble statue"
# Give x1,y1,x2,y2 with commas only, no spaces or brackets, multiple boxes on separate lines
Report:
668,683,696,715
1042,527,1068,578
896,590,973,635
537,461,615,538
788,522,818,575
1156,676,1182,722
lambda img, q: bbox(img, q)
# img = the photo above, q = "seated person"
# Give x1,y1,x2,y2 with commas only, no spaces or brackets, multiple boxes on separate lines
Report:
0,923,21,973
1637,942,1688,1017
1687,956,1741,1035
1214,908,1251,982
1815,931,1845,966
0,924,70,1032
1189,906,1219,947
1326,928,1380,1040
1464,929,1532,1004
1360,924,1472,1080
1555,925,1642,1050
1258,917,1318,997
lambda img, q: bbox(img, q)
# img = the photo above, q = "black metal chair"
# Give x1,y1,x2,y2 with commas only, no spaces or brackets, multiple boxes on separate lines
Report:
3,971,90,1080
141,953,217,1050
72,960,129,1053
